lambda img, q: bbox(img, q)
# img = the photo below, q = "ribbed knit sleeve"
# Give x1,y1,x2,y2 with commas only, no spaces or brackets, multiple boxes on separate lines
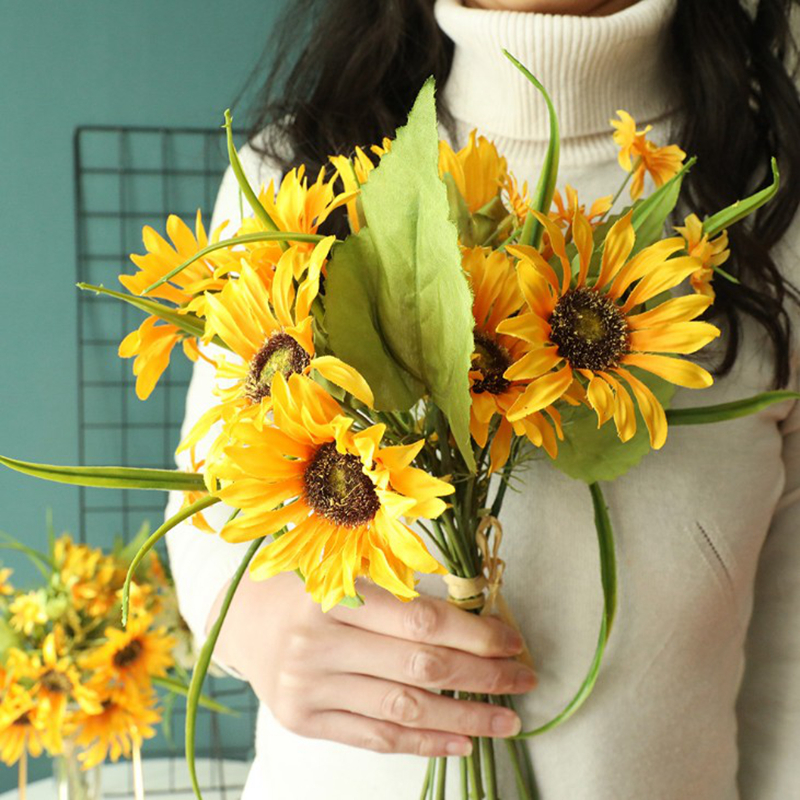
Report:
165,142,280,651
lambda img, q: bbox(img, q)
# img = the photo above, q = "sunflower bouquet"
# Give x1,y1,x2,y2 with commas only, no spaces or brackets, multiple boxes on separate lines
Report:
0,524,224,799
0,52,790,800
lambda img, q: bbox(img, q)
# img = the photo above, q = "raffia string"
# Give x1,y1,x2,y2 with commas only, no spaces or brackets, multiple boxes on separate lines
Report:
444,516,535,669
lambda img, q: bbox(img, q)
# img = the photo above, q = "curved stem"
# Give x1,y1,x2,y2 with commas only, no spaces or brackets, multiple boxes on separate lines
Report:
122,494,219,624
186,534,264,800
516,481,617,737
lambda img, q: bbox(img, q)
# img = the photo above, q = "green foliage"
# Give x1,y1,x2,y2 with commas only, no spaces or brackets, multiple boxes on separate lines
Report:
0,456,207,491
549,373,675,484
503,51,560,250
325,79,476,470
703,157,780,238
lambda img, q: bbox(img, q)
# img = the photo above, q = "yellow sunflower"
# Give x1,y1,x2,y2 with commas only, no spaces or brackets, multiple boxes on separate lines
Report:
118,212,229,400
9,591,47,636
81,614,175,692
611,110,686,200
463,247,565,473
10,634,101,752
235,165,356,268
214,373,452,611
0,567,12,597
439,131,509,214
329,140,392,233
69,685,160,769
0,686,47,765
550,186,612,230
56,537,123,618
675,213,731,300
178,238,372,473
501,209,719,449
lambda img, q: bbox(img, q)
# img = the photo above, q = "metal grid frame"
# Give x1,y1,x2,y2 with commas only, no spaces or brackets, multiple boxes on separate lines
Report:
73,125,257,797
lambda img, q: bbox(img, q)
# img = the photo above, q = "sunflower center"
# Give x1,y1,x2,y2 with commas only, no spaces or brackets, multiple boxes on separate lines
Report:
40,669,72,694
471,332,512,395
113,639,143,668
304,442,380,528
13,712,31,728
548,288,629,371
245,333,311,403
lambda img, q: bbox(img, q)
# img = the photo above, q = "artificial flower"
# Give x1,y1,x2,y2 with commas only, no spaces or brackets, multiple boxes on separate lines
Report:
118,212,228,400
550,186,612,230
675,213,731,299
439,131,509,213
0,568,12,597
69,685,160,769
611,110,686,200
463,247,564,471
81,614,175,691
0,687,47,765
8,592,47,636
501,209,719,449
178,240,373,474
214,373,452,611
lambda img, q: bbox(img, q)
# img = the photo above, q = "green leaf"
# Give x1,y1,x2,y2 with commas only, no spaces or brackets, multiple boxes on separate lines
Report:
549,373,675,483
141,231,329,295
630,157,696,254
121,495,220,625
326,78,476,471
0,533,54,578
503,51,560,250
77,283,209,341
517,482,616,737
0,617,22,662
223,109,281,237
152,675,238,716
703,157,780,238
326,232,426,410
667,389,799,426
186,536,264,800
0,456,207,491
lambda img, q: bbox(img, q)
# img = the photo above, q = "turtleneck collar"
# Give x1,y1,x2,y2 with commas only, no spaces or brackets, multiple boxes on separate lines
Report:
435,0,679,143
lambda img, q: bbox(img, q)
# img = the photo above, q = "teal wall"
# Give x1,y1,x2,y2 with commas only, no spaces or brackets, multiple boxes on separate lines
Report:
0,0,284,790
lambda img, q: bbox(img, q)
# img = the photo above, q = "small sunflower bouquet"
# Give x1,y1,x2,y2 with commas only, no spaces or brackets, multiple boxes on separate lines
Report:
0,523,224,799
1,52,789,800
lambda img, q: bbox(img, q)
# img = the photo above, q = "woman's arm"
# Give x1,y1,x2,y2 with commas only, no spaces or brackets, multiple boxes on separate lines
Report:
736,397,800,796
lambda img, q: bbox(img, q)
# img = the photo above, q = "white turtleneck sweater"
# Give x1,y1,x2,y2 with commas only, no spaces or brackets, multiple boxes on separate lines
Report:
165,0,800,797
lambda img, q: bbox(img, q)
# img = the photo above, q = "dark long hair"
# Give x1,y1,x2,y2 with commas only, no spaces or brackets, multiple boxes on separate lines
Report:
245,0,800,387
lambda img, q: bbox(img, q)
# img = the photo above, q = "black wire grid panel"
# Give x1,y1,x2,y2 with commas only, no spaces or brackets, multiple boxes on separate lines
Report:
74,125,258,797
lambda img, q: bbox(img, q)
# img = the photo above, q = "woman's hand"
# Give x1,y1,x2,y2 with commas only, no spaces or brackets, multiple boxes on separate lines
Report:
211,572,537,757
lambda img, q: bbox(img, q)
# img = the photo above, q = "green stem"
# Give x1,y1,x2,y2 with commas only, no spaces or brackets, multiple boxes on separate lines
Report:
420,759,435,800
467,739,483,800
223,109,281,237
435,757,448,799
605,164,635,216
122,494,219,624
666,390,800,426
516,481,617,737
481,735,498,800
186,535,264,800
505,739,534,800
460,757,469,800
141,231,330,295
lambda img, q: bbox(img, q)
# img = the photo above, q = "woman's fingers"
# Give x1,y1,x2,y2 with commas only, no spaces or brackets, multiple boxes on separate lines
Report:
330,586,525,659
333,624,537,695
325,674,521,738
309,710,474,758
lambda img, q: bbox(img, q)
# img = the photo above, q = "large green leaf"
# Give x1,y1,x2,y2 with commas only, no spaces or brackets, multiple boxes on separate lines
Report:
325,232,425,410
549,373,675,483
325,79,476,470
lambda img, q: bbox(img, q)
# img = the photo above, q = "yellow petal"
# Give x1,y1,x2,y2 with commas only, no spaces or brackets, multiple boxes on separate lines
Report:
622,354,713,389
309,356,374,407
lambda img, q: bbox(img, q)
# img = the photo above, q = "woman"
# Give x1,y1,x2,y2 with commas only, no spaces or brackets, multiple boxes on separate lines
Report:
165,0,800,796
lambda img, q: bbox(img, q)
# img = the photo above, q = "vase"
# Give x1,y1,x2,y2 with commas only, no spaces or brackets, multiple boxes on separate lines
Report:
53,740,102,800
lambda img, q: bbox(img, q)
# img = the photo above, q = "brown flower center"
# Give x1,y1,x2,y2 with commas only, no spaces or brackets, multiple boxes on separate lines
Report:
40,669,72,694
548,288,629,371
113,639,144,668
471,332,512,395
245,333,311,403
304,442,380,528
